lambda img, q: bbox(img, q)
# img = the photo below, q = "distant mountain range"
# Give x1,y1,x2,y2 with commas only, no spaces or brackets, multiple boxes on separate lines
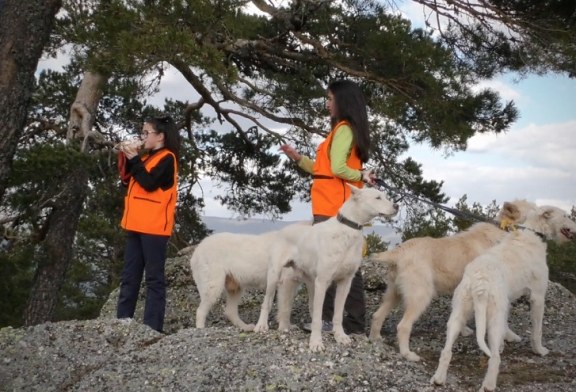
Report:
201,216,400,244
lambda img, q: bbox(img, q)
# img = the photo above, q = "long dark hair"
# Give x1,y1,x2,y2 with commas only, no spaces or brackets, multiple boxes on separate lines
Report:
145,115,180,160
328,80,370,163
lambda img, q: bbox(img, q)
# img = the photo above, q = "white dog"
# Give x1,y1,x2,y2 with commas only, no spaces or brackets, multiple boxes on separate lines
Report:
431,206,576,391
190,224,306,331
369,200,536,361
258,185,398,352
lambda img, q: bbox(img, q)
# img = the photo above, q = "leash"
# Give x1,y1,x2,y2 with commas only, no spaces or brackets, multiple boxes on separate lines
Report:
372,178,493,225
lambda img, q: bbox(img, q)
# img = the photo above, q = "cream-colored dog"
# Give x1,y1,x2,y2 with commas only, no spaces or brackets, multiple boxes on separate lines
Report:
431,206,576,391
190,225,305,331
263,185,398,352
369,200,536,361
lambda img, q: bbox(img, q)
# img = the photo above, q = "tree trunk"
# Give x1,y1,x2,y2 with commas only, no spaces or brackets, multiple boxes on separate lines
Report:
23,169,88,326
23,70,106,326
0,0,62,201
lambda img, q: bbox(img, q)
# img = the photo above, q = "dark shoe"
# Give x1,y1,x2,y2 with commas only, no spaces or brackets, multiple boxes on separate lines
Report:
302,320,333,333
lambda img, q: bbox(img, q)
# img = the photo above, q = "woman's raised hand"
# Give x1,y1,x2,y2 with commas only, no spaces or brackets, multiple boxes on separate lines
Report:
279,144,301,162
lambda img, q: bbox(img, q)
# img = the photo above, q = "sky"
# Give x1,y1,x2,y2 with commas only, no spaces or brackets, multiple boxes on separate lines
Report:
36,2,576,222
395,0,576,216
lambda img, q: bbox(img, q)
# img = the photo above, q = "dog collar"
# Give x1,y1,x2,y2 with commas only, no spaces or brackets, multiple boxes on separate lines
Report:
517,225,547,242
535,232,547,241
337,213,363,231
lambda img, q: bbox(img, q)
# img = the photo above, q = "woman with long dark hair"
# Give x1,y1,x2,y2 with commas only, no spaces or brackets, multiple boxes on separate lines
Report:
280,79,375,335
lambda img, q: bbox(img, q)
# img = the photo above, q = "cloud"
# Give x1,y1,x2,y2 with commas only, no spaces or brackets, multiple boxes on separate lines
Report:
467,121,576,172
414,120,576,211
473,79,522,102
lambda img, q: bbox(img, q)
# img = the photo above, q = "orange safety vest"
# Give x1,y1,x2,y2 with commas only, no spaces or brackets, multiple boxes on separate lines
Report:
121,149,178,236
311,121,363,217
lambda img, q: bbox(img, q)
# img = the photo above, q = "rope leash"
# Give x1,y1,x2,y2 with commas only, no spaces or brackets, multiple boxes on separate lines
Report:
373,180,546,238
372,178,493,225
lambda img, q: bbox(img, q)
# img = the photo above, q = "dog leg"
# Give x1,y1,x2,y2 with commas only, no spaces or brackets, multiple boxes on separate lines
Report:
196,296,217,329
369,282,400,342
504,326,521,343
498,322,521,354
332,276,353,346
529,289,549,356
276,275,299,331
255,263,286,333
309,278,330,352
224,288,255,331
396,284,434,361
480,317,504,392
254,287,276,333
480,354,501,392
195,276,224,329
431,308,465,386
305,278,315,318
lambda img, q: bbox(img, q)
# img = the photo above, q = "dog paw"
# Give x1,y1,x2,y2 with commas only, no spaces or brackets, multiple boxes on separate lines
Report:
242,323,256,332
430,374,445,386
461,326,473,337
309,339,325,352
533,346,549,356
334,332,352,346
504,329,522,342
403,351,421,362
253,323,269,333
480,382,496,392
368,331,383,342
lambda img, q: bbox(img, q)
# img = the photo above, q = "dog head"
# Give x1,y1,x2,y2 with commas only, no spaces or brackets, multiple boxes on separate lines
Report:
498,199,537,229
346,184,399,222
525,206,576,244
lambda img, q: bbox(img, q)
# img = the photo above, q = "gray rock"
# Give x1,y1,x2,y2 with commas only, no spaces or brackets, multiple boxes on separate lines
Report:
2,255,575,391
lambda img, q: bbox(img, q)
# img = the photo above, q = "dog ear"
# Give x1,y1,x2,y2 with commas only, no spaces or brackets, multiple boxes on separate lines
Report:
540,207,554,220
501,202,520,222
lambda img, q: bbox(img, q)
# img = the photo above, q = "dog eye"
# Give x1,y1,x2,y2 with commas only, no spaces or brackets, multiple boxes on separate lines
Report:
376,196,381,200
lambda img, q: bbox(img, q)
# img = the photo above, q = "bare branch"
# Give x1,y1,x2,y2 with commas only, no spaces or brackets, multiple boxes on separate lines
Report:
183,97,205,140
214,78,317,133
172,56,323,145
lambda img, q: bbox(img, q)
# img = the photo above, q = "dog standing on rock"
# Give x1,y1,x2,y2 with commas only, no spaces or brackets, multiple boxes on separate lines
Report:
431,205,576,392
369,200,536,361
189,224,306,331
267,185,398,352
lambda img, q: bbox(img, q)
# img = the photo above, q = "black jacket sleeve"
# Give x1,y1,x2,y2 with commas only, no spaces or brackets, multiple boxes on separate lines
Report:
127,150,175,191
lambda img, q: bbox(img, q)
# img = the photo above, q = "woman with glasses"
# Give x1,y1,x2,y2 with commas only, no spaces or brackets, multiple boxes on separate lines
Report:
280,79,375,336
116,115,180,333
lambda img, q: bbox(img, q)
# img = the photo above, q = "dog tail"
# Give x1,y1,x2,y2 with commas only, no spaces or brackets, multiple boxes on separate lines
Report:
472,280,492,357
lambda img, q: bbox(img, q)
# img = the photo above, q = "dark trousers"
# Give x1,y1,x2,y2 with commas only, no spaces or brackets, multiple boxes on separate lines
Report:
313,215,366,334
117,231,169,332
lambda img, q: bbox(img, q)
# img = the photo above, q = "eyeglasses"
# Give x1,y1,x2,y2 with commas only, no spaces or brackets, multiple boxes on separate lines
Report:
140,130,158,138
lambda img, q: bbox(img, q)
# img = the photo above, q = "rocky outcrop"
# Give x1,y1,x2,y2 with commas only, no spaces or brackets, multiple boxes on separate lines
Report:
2,252,575,391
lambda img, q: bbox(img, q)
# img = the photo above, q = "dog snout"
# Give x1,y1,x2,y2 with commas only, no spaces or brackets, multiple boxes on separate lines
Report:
561,227,574,240
393,203,399,212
